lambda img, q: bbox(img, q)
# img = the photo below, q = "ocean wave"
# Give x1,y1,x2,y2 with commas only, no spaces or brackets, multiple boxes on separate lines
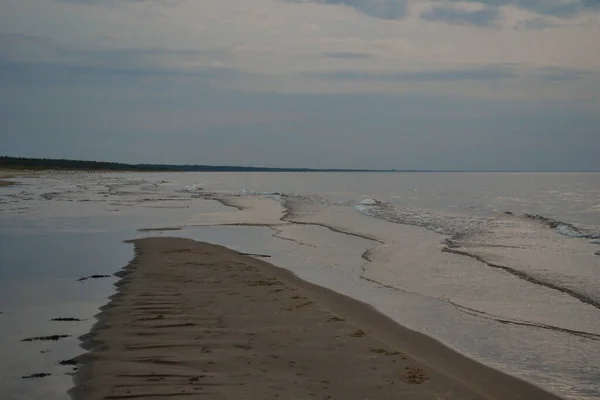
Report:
354,199,485,236
240,189,284,202
239,190,335,208
522,214,600,239
356,199,600,241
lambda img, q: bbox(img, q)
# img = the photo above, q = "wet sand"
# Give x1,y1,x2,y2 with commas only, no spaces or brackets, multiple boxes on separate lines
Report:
0,174,15,186
0,171,22,186
71,237,561,400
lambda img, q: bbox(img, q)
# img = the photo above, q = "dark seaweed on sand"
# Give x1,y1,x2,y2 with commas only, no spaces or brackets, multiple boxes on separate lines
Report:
77,274,111,282
51,317,82,321
22,373,51,379
22,334,71,342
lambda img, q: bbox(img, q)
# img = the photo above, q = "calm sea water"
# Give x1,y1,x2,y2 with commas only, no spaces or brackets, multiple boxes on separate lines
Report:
1,172,599,399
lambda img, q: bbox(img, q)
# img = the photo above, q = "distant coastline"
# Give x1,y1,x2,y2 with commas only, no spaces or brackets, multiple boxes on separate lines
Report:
0,156,399,173
1,156,598,173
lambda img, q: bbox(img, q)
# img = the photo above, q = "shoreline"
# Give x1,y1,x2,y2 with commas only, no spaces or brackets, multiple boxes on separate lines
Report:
71,237,562,400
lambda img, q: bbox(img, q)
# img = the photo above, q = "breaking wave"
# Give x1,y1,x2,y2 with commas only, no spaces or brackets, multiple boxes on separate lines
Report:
353,198,600,310
355,199,600,240
522,214,600,239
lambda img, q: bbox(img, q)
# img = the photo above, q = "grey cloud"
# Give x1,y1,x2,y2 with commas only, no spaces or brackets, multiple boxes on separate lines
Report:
321,51,374,59
0,33,245,85
62,47,221,69
432,0,600,18
0,62,244,89
421,5,503,27
0,33,58,63
307,66,517,82
0,33,54,48
536,66,594,81
56,0,182,5
2,34,599,171
306,65,600,84
284,0,408,20
515,17,560,30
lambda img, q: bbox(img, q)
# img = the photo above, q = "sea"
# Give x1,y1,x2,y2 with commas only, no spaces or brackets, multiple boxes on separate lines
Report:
0,171,599,400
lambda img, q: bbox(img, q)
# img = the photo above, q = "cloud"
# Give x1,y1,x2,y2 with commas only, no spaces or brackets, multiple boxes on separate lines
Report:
432,0,600,18
421,5,504,27
284,0,408,20
0,33,246,85
56,0,181,5
536,66,594,81
306,65,518,82
0,62,245,90
320,51,374,59
0,33,58,63
514,17,560,30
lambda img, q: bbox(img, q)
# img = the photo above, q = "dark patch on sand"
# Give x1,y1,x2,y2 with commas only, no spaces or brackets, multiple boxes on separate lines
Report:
22,334,71,342
51,317,83,322
22,373,51,379
137,227,183,232
402,367,429,384
78,274,111,282
369,347,402,356
241,252,271,258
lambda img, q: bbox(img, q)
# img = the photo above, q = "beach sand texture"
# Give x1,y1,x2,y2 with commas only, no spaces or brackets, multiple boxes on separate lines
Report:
72,237,561,400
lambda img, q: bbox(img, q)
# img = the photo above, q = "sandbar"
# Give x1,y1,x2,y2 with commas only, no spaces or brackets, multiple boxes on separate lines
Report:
72,237,561,400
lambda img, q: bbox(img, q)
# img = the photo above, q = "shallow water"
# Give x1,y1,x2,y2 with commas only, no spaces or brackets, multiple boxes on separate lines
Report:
0,232,130,400
1,171,599,399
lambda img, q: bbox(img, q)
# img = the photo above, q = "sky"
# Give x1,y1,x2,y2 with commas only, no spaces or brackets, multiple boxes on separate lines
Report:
1,0,599,170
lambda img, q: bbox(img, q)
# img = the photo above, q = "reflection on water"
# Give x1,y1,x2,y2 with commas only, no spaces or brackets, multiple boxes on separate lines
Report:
0,179,236,400
0,232,132,400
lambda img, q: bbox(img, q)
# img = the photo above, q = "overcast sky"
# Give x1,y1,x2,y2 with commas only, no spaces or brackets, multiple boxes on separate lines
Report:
1,0,599,170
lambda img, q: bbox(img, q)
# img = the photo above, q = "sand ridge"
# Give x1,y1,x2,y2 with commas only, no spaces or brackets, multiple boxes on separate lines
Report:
71,237,562,400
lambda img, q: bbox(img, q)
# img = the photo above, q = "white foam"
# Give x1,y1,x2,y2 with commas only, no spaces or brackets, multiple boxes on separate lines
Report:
240,189,283,202
360,198,379,205
556,223,588,238
182,184,203,192
354,204,369,214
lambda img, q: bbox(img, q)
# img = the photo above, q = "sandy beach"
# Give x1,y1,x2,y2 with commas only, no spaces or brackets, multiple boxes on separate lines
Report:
71,237,561,400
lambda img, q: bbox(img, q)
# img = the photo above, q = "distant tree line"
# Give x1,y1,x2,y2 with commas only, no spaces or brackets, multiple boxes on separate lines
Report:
1,156,162,171
0,156,393,172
